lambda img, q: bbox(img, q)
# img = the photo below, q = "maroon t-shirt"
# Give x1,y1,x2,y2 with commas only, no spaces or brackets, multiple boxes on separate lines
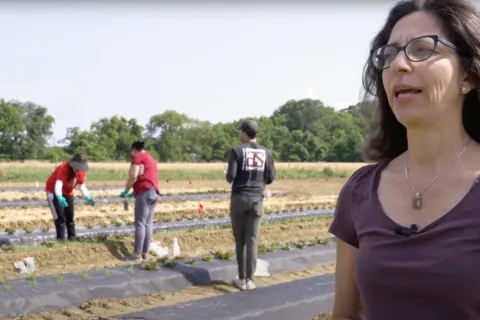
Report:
131,152,159,196
329,160,480,319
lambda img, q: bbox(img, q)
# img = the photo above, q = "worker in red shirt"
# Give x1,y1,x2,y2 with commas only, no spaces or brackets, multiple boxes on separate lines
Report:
45,153,95,240
120,140,160,261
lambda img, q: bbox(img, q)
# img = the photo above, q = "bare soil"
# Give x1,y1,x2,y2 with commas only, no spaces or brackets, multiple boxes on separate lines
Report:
3,262,336,320
0,185,229,202
0,178,346,200
0,194,337,231
1,217,333,280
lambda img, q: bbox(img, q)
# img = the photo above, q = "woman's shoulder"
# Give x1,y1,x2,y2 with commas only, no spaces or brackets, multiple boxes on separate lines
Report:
342,161,386,192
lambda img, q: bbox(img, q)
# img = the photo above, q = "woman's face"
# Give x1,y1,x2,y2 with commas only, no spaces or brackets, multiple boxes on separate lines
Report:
381,11,468,127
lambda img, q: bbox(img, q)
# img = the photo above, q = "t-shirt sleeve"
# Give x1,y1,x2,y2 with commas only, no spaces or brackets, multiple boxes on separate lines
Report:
329,165,371,248
131,153,143,165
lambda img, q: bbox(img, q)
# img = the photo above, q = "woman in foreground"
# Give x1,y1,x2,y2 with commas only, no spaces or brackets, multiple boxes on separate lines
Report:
330,0,480,319
45,153,94,241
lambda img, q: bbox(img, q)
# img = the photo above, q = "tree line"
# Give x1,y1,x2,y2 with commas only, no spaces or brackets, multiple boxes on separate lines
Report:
0,98,375,163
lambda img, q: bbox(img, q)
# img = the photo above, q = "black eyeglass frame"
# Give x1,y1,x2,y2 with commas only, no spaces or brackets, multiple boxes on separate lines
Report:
371,34,458,70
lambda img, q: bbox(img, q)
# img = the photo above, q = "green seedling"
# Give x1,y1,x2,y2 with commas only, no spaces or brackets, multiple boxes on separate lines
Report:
55,275,64,283
316,238,330,245
104,270,112,276
202,255,213,262
143,262,159,271
295,241,306,249
174,255,187,261
258,245,267,255
266,245,276,252
184,259,196,265
163,260,177,268
156,256,168,264
81,272,89,279
41,226,50,233
282,244,291,251
41,241,55,248
24,227,33,234
0,245,14,252
127,266,134,274
3,284,11,292
213,251,233,260
86,224,94,229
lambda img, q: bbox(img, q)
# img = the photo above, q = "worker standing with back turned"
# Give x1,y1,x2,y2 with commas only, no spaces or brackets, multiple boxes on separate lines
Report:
226,120,276,290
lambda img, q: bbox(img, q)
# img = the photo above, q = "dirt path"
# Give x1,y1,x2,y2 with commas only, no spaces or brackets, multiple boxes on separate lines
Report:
0,194,337,230
0,217,333,280
5,262,335,320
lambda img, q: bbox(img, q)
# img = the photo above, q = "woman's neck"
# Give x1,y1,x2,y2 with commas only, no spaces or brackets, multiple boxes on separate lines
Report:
406,121,470,173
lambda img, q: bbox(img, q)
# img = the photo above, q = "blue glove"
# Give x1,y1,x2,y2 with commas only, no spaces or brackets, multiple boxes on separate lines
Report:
127,192,134,198
119,190,129,198
85,195,95,204
57,195,68,208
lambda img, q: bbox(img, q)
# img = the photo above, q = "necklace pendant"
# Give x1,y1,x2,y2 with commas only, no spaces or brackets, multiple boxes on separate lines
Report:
413,193,422,210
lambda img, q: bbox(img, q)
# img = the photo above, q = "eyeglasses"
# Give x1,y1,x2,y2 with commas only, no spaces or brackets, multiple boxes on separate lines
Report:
371,35,457,70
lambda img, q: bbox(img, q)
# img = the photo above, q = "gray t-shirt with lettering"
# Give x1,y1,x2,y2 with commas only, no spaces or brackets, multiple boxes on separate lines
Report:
329,160,480,319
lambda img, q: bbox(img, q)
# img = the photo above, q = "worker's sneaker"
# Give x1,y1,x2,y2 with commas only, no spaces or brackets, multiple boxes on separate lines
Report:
141,253,149,261
123,253,142,261
246,279,256,290
233,278,247,290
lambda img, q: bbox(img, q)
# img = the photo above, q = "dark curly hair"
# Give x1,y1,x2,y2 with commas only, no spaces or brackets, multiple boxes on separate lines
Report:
131,140,146,151
362,0,480,162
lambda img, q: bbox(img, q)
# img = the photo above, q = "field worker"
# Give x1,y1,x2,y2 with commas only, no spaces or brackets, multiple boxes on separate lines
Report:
226,120,276,290
120,140,160,261
45,153,94,241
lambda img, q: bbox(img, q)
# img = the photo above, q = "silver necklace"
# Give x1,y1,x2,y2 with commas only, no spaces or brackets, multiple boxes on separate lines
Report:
404,143,469,210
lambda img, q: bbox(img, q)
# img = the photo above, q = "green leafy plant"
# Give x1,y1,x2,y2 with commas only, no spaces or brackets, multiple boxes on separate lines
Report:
143,262,159,271
316,238,330,245
163,260,177,268
201,255,213,262
295,241,306,249
213,251,233,260
55,274,64,283
156,256,168,263
184,258,195,265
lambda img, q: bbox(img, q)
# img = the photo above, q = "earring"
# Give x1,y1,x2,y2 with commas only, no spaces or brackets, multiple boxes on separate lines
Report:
462,87,467,93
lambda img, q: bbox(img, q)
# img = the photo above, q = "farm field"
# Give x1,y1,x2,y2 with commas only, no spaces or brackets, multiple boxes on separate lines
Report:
0,161,366,183
0,178,344,231
0,164,349,320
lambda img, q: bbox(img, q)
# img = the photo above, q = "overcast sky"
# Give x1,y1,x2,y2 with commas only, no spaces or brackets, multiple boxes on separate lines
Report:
0,1,404,143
